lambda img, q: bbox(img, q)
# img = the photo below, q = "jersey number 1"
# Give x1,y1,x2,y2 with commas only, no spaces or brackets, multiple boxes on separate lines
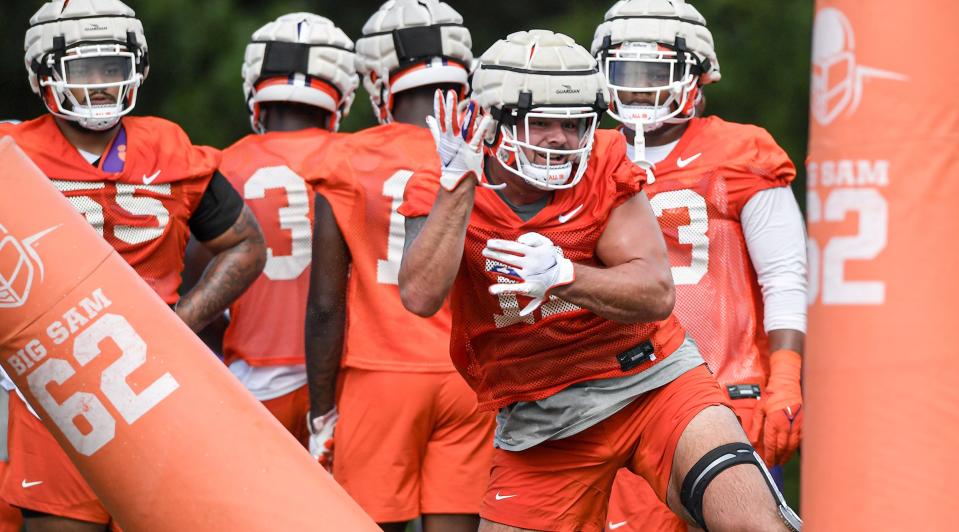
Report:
377,170,414,286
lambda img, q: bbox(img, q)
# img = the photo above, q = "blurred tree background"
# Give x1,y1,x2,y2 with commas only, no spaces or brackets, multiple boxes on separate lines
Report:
0,1,811,182
0,0,810,509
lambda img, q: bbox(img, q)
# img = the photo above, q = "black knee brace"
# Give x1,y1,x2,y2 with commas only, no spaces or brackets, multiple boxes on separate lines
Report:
679,442,802,531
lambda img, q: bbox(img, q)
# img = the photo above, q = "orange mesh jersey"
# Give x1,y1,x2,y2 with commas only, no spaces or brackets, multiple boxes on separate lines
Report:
643,116,796,388
400,130,687,411
0,115,219,304
308,123,454,373
219,129,339,367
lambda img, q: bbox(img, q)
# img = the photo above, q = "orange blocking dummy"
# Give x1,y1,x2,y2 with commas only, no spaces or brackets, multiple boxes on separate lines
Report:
804,1,959,531
0,137,377,530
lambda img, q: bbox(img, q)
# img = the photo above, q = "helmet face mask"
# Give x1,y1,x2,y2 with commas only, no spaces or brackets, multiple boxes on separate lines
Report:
472,30,608,192
603,41,699,132
590,0,721,139
25,0,150,132
495,106,599,190
42,44,141,131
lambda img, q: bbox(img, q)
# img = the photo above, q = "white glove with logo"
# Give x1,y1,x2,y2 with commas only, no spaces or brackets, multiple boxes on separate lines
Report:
307,407,338,471
483,232,575,317
425,89,499,192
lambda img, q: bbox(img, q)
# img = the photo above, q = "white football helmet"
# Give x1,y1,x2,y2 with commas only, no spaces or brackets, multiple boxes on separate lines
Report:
355,0,472,124
472,30,608,191
25,0,149,131
242,13,359,133
591,0,720,133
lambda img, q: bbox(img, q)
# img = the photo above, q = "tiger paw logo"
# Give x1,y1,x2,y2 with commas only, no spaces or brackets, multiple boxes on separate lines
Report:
0,224,59,309
811,7,908,125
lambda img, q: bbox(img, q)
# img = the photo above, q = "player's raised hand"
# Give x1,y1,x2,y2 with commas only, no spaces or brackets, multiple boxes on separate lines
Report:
308,408,338,471
750,350,803,466
483,232,575,317
425,89,499,192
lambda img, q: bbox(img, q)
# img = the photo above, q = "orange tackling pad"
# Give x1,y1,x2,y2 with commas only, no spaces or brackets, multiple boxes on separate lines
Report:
0,137,377,530
805,2,959,530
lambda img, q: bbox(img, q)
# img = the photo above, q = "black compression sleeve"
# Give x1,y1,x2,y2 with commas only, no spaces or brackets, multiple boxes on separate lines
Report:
188,171,244,242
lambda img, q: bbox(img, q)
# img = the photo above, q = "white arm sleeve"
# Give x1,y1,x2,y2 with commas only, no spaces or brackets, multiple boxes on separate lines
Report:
740,186,808,333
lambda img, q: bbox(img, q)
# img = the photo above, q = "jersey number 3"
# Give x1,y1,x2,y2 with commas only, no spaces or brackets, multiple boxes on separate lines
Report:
245,166,313,281
650,189,710,286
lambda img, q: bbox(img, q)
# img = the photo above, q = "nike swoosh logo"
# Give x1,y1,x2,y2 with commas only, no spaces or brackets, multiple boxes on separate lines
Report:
142,170,161,185
494,492,517,501
676,153,702,168
21,480,43,489
558,204,585,224
609,521,628,530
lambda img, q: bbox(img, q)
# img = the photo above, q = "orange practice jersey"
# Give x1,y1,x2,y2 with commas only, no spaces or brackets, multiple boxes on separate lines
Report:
308,123,454,373
0,115,219,304
643,116,796,387
219,129,338,367
400,130,687,411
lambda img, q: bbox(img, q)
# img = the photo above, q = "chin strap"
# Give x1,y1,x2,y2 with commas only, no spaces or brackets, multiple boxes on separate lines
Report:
628,125,656,184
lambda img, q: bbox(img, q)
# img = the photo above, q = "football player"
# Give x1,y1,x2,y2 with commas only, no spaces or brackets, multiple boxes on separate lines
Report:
398,30,801,532
303,1,495,531
592,1,807,530
181,12,358,447
0,1,266,530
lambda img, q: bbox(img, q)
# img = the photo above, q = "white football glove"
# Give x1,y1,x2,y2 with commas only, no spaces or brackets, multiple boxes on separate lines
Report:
483,232,575,317
425,89,500,191
307,407,338,471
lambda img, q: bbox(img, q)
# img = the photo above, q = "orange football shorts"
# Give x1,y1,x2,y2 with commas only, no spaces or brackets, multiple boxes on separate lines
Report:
604,388,759,531
1,393,118,528
480,364,730,532
260,384,310,449
605,469,686,532
333,368,495,523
